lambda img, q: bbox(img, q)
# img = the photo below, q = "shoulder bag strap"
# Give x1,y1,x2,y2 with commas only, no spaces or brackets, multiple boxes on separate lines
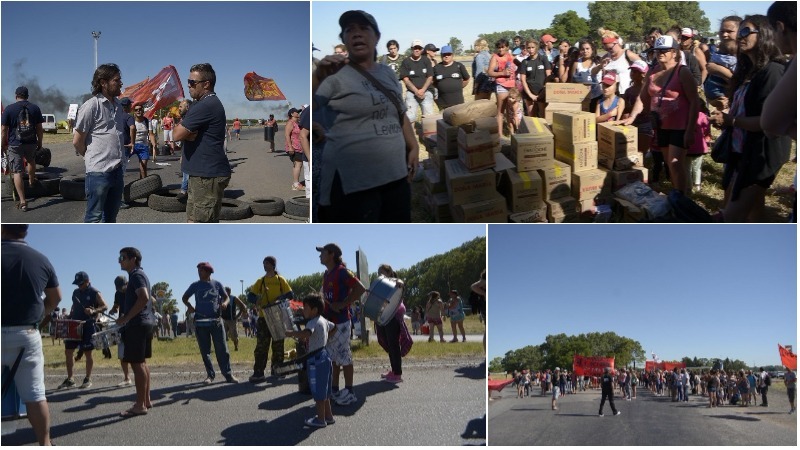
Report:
658,65,680,107
348,62,403,125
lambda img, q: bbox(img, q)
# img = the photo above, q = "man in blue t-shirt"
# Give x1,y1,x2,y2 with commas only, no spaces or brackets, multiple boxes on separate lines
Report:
182,262,238,384
1,86,44,211
173,63,231,223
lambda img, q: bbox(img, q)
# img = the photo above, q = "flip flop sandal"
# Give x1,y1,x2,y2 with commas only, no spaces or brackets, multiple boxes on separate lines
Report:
120,408,148,418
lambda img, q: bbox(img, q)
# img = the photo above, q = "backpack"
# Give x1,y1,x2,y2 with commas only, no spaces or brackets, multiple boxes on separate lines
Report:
16,104,37,144
764,374,772,386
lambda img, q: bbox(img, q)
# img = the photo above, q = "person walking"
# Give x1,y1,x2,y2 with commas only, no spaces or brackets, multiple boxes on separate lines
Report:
599,367,621,416
1,86,44,212
785,367,796,414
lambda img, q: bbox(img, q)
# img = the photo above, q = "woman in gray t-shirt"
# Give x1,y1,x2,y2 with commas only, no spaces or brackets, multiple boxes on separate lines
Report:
313,10,419,222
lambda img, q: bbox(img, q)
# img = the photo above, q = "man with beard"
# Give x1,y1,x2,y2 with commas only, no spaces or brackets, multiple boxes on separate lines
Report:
73,63,126,223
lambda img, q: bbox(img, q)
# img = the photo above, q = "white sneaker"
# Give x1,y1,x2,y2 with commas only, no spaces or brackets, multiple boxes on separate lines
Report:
335,391,357,406
331,389,347,401
614,411,621,416
117,379,133,387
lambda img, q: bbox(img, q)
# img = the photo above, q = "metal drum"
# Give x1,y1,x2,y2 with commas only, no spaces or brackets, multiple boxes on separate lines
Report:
272,359,304,377
263,300,294,340
54,320,84,341
363,277,403,326
91,325,121,349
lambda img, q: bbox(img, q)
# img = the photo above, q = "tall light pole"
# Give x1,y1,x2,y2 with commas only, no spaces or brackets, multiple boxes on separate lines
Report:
240,280,244,299
91,31,101,69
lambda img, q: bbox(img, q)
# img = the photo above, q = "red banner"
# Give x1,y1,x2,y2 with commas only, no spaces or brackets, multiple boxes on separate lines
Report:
244,72,286,101
645,360,686,372
122,66,185,119
573,355,614,377
779,344,797,370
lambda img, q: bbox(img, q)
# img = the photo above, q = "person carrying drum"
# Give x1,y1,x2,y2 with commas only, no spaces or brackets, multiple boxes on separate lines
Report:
57,271,107,390
246,256,295,383
182,262,239,385
285,293,336,428
374,264,412,384
317,243,365,406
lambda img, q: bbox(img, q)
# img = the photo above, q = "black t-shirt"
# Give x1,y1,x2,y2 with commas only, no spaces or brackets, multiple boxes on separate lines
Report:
180,93,231,177
125,267,156,327
601,374,615,392
399,56,434,90
433,62,470,108
1,240,59,326
117,112,135,146
519,54,551,95
71,286,101,321
114,290,125,313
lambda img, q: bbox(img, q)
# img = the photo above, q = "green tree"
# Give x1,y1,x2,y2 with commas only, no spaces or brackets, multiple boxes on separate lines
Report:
663,1,710,35
588,2,637,40
588,1,711,43
448,37,464,56
548,10,591,44
501,345,544,372
489,357,505,373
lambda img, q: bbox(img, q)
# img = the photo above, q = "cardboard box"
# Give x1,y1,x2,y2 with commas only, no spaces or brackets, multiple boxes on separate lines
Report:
493,152,515,185
598,148,643,170
509,206,548,223
548,212,579,223
500,169,545,213
545,83,592,104
424,135,437,153
597,122,639,157
518,116,551,135
544,102,583,123
610,167,649,191
555,140,598,173
578,199,596,213
445,159,496,205
420,113,443,141
423,167,446,196
537,160,572,200
571,169,610,201
450,193,507,223
545,195,577,217
510,131,554,172
457,128,498,171
429,147,456,180
437,119,460,156
552,111,596,144
427,192,452,223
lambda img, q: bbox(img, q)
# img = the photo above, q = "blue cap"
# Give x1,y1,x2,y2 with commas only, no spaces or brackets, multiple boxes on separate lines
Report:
440,45,453,54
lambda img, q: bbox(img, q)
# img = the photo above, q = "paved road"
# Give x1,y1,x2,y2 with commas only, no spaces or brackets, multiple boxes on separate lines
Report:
1,127,307,223
489,385,797,445
3,358,486,446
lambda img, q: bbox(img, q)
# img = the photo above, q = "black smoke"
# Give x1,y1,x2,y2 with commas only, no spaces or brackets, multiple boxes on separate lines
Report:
3,59,90,116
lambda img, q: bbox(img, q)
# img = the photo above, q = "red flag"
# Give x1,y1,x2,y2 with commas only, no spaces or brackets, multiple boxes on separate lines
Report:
244,72,286,101
123,66,185,119
119,77,150,100
779,344,797,370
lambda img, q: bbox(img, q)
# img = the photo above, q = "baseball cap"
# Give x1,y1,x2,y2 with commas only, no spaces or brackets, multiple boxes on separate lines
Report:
654,35,679,50
601,71,618,85
339,10,380,37
119,97,132,106
15,86,29,98
197,262,214,273
316,243,343,258
73,271,89,285
114,275,128,289
411,39,424,49
440,45,453,54
681,27,694,38
629,60,649,74
540,34,557,43
424,43,439,52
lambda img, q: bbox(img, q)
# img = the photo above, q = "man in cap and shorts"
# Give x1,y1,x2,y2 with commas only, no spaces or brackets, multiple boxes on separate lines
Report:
1,86,44,211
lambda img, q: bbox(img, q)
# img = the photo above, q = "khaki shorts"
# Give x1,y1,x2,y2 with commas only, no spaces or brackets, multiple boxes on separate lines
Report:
187,176,230,222
223,318,238,340
8,144,37,173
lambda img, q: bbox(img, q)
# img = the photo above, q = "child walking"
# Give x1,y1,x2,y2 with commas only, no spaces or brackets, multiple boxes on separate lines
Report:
286,293,335,428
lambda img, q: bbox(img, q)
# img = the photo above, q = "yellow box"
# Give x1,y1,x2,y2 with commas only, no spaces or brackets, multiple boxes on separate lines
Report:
537,160,572,200
500,169,545,213
597,122,639,157
552,111,596,144
555,140,598,173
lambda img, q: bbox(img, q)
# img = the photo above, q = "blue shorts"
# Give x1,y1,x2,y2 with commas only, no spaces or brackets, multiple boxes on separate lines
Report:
132,143,150,161
307,348,333,402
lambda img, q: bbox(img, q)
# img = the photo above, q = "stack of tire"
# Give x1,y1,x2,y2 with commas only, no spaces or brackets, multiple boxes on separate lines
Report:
3,172,61,199
283,195,309,221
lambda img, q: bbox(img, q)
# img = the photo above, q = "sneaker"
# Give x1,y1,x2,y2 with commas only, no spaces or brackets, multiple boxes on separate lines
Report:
57,378,76,389
462,337,467,342
80,377,92,389
450,338,459,343
380,371,393,379
599,413,604,417
203,377,214,385
331,388,347,401
224,375,240,384
117,379,133,387
334,390,358,406
249,372,266,383
325,417,336,425
614,411,621,416
305,417,326,428
384,373,403,384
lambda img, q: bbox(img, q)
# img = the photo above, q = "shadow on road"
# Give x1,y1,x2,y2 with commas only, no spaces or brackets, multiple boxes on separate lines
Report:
220,408,313,445
709,414,760,422
460,414,486,442
454,361,485,381
223,189,246,199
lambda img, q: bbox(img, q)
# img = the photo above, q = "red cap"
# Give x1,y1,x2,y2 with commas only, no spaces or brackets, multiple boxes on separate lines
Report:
540,34,557,43
602,71,618,85
197,262,214,273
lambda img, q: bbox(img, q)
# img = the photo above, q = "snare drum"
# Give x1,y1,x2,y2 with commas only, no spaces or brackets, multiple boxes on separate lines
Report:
91,326,121,349
55,320,84,341
262,300,294,340
363,277,403,326
272,359,304,377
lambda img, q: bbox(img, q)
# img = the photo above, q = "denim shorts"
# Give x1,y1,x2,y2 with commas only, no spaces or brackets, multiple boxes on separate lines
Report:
307,349,333,402
132,143,150,161
2,326,46,403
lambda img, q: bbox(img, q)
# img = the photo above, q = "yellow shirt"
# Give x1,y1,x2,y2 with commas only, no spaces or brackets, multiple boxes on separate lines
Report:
249,274,292,318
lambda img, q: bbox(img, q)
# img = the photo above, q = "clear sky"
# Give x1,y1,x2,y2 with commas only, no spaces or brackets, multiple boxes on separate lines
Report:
487,225,797,368
313,1,773,57
1,1,310,120
22,224,485,318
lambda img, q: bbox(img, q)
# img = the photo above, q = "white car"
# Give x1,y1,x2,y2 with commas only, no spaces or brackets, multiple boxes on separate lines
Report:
42,114,57,133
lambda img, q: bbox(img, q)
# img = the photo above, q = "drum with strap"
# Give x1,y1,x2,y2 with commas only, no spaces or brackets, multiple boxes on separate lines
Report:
362,277,403,326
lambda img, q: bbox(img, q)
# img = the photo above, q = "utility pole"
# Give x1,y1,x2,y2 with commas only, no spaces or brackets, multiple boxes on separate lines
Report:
91,31,101,69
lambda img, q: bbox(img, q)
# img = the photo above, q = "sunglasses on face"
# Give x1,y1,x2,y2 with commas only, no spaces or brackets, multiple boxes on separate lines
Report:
737,27,759,39
187,79,207,87
134,108,143,112
118,255,126,262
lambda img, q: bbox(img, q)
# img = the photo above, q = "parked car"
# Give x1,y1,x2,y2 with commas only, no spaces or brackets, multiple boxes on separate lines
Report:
41,114,57,133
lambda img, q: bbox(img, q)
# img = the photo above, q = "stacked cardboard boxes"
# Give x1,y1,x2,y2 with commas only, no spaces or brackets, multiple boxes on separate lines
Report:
543,83,592,122
596,122,648,191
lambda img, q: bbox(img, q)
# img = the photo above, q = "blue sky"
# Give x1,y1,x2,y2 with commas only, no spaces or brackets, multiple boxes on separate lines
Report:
313,1,773,57
1,2,310,120
487,225,797,367
22,224,485,318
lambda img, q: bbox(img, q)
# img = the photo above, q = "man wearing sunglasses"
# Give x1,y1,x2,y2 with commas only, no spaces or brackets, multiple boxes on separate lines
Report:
173,63,231,223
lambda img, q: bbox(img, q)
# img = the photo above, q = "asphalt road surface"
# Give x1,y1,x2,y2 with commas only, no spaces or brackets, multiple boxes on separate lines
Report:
1,127,307,223
3,358,486,446
489,384,797,446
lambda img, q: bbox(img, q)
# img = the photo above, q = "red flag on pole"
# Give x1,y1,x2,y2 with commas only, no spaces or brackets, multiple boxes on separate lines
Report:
122,66,185,119
779,344,797,370
119,77,150,100
244,72,286,101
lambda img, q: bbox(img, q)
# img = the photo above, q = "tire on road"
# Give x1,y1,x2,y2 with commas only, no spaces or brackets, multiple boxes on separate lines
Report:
59,176,87,200
249,196,284,216
4,173,61,198
35,148,52,167
147,188,187,213
284,196,309,218
123,174,162,202
219,199,253,221
282,212,309,222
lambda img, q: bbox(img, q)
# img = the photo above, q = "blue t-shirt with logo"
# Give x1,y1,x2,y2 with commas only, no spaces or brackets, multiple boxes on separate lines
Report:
184,279,226,320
